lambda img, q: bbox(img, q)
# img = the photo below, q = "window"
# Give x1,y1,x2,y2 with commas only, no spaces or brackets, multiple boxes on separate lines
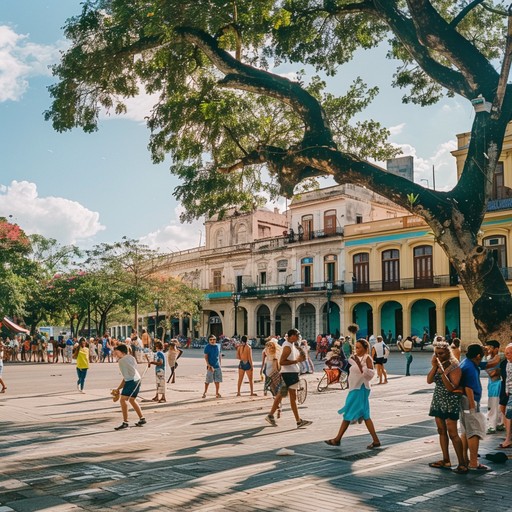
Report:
484,235,507,269
414,245,433,288
215,229,224,248
301,257,313,288
260,271,267,286
356,214,363,224
491,162,505,200
236,275,243,292
258,225,271,238
324,254,337,282
236,224,247,244
353,253,369,292
301,215,313,240
324,209,337,235
382,249,400,290
213,270,222,292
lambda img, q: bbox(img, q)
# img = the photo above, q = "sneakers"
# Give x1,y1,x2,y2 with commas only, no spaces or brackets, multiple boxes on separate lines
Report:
265,414,277,426
134,417,147,427
114,422,129,430
296,419,312,428
487,427,496,434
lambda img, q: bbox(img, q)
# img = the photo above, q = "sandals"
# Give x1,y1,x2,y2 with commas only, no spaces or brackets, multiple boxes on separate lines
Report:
158,398,166,403
428,460,452,470
216,394,222,398
452,465,468,474
468,464,491,472
367,442,381,449
324,439,341,446
498,443,512,449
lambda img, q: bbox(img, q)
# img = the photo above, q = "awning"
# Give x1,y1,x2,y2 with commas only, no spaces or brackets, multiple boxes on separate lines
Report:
2,316,30,334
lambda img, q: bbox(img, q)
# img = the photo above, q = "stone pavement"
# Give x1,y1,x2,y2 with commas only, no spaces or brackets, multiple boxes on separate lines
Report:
0,362,511,512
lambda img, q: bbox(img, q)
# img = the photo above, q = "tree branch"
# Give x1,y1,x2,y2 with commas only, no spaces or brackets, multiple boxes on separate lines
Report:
450,0,485,28
175,26,336,148
492,5,512,119
404,0,498,95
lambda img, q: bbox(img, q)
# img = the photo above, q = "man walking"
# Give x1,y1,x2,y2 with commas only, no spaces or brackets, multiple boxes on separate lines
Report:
459,343,489,471
265,328,312,428
398,336,414,376
113,343,146,430
203,335,222,398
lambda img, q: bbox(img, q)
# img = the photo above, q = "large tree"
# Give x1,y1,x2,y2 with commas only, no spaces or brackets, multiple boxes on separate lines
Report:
46,1,512,344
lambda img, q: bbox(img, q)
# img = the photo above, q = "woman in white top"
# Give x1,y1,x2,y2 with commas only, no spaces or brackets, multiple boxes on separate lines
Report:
325,338,381,448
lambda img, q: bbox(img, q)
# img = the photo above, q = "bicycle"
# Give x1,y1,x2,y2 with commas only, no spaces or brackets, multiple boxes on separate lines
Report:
317,367,348,392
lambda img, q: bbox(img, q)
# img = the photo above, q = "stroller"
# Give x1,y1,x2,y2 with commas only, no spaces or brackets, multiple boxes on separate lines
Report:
317,350,349,392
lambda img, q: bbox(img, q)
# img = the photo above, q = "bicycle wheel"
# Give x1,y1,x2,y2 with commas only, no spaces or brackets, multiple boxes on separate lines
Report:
317,372,328,392
297,378,308,404
339,370,349,390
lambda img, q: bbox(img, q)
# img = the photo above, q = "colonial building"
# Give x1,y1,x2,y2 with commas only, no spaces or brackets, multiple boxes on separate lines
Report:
129,123,512,344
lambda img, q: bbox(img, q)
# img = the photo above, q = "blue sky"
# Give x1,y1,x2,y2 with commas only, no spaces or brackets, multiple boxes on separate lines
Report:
0,1,477,251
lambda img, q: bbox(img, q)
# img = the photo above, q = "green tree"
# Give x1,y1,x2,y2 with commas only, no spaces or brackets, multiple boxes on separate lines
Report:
46,1,512,344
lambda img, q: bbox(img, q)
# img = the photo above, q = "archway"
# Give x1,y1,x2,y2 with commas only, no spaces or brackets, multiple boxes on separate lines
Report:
323,301,340,338
380,301,403,341
207,311,223,338
297,303,316,342
444,298,460,338
256,305,271,340
275,303,292,337
352,302,373,339
411,299,437,341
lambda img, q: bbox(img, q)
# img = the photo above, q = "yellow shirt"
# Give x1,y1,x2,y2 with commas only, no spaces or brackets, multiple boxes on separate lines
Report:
76,347,89,369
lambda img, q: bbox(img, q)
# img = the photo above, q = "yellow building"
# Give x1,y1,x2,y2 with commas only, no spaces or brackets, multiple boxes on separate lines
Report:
342,123,512,343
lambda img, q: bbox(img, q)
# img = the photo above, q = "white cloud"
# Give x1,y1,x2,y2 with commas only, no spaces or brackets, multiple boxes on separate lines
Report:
389,123,405,136
0,180,105,244
0,25,63,102
140,206,204,252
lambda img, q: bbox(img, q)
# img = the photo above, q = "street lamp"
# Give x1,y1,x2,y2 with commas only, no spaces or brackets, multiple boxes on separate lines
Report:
232,292,241,337
154,298,160,340
326,281,333,335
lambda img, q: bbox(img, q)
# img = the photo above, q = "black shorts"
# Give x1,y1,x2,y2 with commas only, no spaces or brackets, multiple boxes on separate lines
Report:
374,357,387,365
281,372,300,388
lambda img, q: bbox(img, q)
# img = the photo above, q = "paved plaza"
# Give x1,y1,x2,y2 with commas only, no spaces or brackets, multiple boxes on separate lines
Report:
0,352,511,511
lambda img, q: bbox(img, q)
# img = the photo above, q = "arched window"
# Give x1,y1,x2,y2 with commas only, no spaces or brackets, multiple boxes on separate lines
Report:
215,228,224,248
414,245,433,288
484,235,507,269
353,253,369,292
235,224,247,244
324,254,337,282
324,209,337,235
301,214,313,240
382,249,400,290
301,257,313,288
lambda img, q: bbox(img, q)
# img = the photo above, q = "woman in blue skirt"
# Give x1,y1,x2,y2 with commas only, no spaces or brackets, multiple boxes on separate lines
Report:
325,338,381,449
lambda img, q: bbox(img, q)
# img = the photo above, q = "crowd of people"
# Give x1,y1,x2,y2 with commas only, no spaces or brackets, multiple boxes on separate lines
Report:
1,327,511,468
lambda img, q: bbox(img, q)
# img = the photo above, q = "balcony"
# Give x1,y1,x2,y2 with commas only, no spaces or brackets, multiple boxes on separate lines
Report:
285,227,344,244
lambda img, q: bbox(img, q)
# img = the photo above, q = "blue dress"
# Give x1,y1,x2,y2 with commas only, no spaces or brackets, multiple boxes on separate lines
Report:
338,385,371,422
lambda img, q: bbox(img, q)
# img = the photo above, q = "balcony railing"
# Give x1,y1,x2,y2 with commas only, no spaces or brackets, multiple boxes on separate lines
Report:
237,274,458,298
285,227,344,244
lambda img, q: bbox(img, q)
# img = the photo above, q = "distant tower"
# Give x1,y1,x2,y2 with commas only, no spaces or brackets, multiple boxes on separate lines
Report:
386,156,414,182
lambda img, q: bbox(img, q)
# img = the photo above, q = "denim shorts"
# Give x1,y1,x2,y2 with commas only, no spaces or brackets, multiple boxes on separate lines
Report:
205,367,223,383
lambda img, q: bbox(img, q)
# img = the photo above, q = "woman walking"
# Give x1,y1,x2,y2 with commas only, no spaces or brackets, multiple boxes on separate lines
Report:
74,337,89,393
426,339,467,473
236,335,257,396
325,338,380,448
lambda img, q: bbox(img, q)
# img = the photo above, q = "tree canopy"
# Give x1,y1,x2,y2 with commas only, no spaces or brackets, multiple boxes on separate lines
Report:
46,1,512,343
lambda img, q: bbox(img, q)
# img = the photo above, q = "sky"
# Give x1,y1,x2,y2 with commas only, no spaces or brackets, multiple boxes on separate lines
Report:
0,1,478,253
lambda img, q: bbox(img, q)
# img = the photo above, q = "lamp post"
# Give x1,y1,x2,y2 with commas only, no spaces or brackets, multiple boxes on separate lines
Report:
154,298,160,340
232,292,241,337
326,281,333,336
